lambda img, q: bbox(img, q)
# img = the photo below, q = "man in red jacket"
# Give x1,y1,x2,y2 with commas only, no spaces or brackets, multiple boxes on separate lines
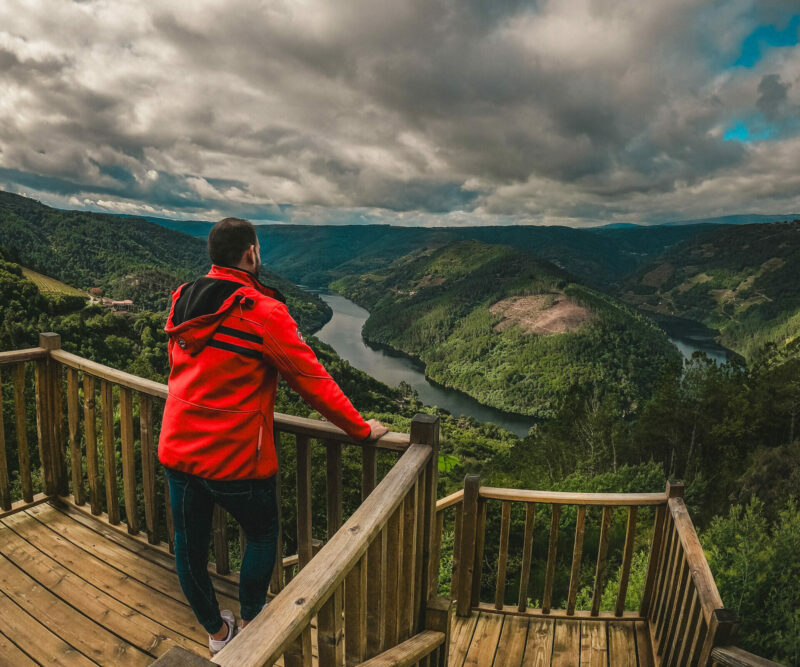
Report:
158,217,387,654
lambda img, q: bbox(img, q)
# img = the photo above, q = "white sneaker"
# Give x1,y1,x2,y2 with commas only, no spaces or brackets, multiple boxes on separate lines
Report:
209,610,236,655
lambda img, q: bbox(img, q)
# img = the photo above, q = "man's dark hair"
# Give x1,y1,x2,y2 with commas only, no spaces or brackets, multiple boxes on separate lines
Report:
208,217,257,266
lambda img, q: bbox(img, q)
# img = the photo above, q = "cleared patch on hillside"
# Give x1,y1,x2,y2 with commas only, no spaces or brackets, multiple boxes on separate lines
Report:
20,267,87,297
641,262,674,288
490,293,594,335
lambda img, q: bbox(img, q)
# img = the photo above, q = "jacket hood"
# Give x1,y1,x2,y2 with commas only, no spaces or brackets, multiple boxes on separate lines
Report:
164,265,284,356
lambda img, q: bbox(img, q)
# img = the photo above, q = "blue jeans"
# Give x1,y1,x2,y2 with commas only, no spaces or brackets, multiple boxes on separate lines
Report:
165,468,279,633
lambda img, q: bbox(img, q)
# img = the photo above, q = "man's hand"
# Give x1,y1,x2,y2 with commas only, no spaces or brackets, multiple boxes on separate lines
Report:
365,419,389,441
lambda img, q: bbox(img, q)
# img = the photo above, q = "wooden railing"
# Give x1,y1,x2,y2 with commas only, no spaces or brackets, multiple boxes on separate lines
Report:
0,334,784,666
446,474,668,620
0,333,451,666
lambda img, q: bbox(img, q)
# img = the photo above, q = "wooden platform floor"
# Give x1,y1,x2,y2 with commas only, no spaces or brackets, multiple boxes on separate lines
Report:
0,501,246,666
449,610,655,667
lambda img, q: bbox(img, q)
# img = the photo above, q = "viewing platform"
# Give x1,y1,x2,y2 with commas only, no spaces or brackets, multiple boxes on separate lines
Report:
0,334,781,666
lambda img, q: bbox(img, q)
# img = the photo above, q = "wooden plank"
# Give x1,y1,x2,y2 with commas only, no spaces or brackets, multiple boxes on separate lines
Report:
590,506,613,616
100,379,120,524
541,504,561,614
517,502,536,612
654,525,682,648
457,476,480,617
551,619,580,667
0,369,10,510
51,357,67,495
35,357,56,496
615,505,638,615
383,503,402,648
0,628,38,666
0,492,52,520
430,510,444,599
607,622,637,667
18,506,238,620
436,489,464,511
317,585,345,666
462,611,503,666
414,465,426,628
668,497,725,620
345,554,367,665
494,501,511,609
0,346,47,363
674,590,701,666
139,393,158,544
639,503,667,616
270,427,283,593
476,602,644,621
448,612,480,667
650,516,676,634
523,617,554,667
0,519,205,656
710,646,784,667
470,500,487,608
326,440,343,537
567,505,587,616
66,367,84,505
165,471,175,553
399,483,418,641
213,505,230,575
0,590,95,666
120,386,139,535
661,553,689,660
359,631,444,667
479,487,667,505
635,620,655,667
452,504,462,600
14,363,33,503
491,613,528,667
362,443,377,501
82,373,101,515
580,620,607,666
296,435,313,569
366,527,385,657
28,503,240,608
0,543,151,665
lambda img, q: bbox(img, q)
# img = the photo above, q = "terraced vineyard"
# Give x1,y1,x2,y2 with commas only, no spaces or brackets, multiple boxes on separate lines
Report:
20,267,88,297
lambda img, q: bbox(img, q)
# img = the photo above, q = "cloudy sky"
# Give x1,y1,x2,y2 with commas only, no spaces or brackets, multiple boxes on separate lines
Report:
1,0,799,227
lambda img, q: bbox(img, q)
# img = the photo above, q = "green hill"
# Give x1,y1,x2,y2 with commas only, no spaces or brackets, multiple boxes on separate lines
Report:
331,240,680,418
621,220,800,359
0,191,330,331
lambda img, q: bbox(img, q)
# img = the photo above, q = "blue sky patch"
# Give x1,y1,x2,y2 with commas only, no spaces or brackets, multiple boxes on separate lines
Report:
723,119,777,142
733,15,800,67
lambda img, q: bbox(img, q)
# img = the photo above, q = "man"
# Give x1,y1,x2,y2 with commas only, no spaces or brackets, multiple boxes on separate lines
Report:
158,217,388,654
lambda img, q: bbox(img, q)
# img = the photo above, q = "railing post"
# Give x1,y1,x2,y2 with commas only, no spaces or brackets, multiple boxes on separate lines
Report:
456,474,480,617
699,608,739,666
37,332,64,496
641,481,682,618
411,414,440,627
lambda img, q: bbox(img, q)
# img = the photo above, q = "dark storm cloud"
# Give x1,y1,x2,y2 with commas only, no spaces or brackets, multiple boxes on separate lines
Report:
757,74,791,120
1,0,799,225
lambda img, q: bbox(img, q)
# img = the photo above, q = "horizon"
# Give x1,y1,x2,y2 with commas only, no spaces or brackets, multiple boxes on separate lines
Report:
1,1,799,228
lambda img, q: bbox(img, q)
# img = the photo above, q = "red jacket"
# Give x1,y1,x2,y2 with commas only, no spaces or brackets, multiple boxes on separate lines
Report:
158,264,371,480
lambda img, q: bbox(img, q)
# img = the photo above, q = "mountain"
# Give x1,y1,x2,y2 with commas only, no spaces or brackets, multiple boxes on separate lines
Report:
330,240,680,418
0,191,330,331
621,220,800,359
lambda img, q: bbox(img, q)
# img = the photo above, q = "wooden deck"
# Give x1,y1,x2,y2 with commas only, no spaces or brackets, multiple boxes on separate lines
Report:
449,610,655,667
0,501,237,665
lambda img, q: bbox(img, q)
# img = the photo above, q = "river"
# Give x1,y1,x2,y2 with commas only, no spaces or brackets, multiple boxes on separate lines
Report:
314,294,538,438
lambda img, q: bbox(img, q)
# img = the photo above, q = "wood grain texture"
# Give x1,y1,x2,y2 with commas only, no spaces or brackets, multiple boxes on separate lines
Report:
524,618,555,667
100,380,120,524
579,620,607,666
462,612,503,667
541,504,561,614
566,505,586,616
551,620,580,667
82,373,101,515
14,363,33,502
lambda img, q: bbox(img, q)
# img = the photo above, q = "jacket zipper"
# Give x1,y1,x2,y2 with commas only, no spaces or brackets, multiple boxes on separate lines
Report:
256,423,263,461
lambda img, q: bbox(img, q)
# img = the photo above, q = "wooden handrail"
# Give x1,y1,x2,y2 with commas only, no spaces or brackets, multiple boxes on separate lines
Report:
479,486,668,506
436,488,463,511
212,442,433,666
711,646,785,666
669,496,724,621
0,347,48,364
50,348,410,451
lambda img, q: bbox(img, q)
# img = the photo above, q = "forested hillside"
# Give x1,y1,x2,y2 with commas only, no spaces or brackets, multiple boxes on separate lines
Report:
623,220,800,359
331,240,681,418
0,191,331,329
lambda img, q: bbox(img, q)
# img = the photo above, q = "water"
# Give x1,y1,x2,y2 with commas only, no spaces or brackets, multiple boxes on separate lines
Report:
315,294,536,438
669,337,729,365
